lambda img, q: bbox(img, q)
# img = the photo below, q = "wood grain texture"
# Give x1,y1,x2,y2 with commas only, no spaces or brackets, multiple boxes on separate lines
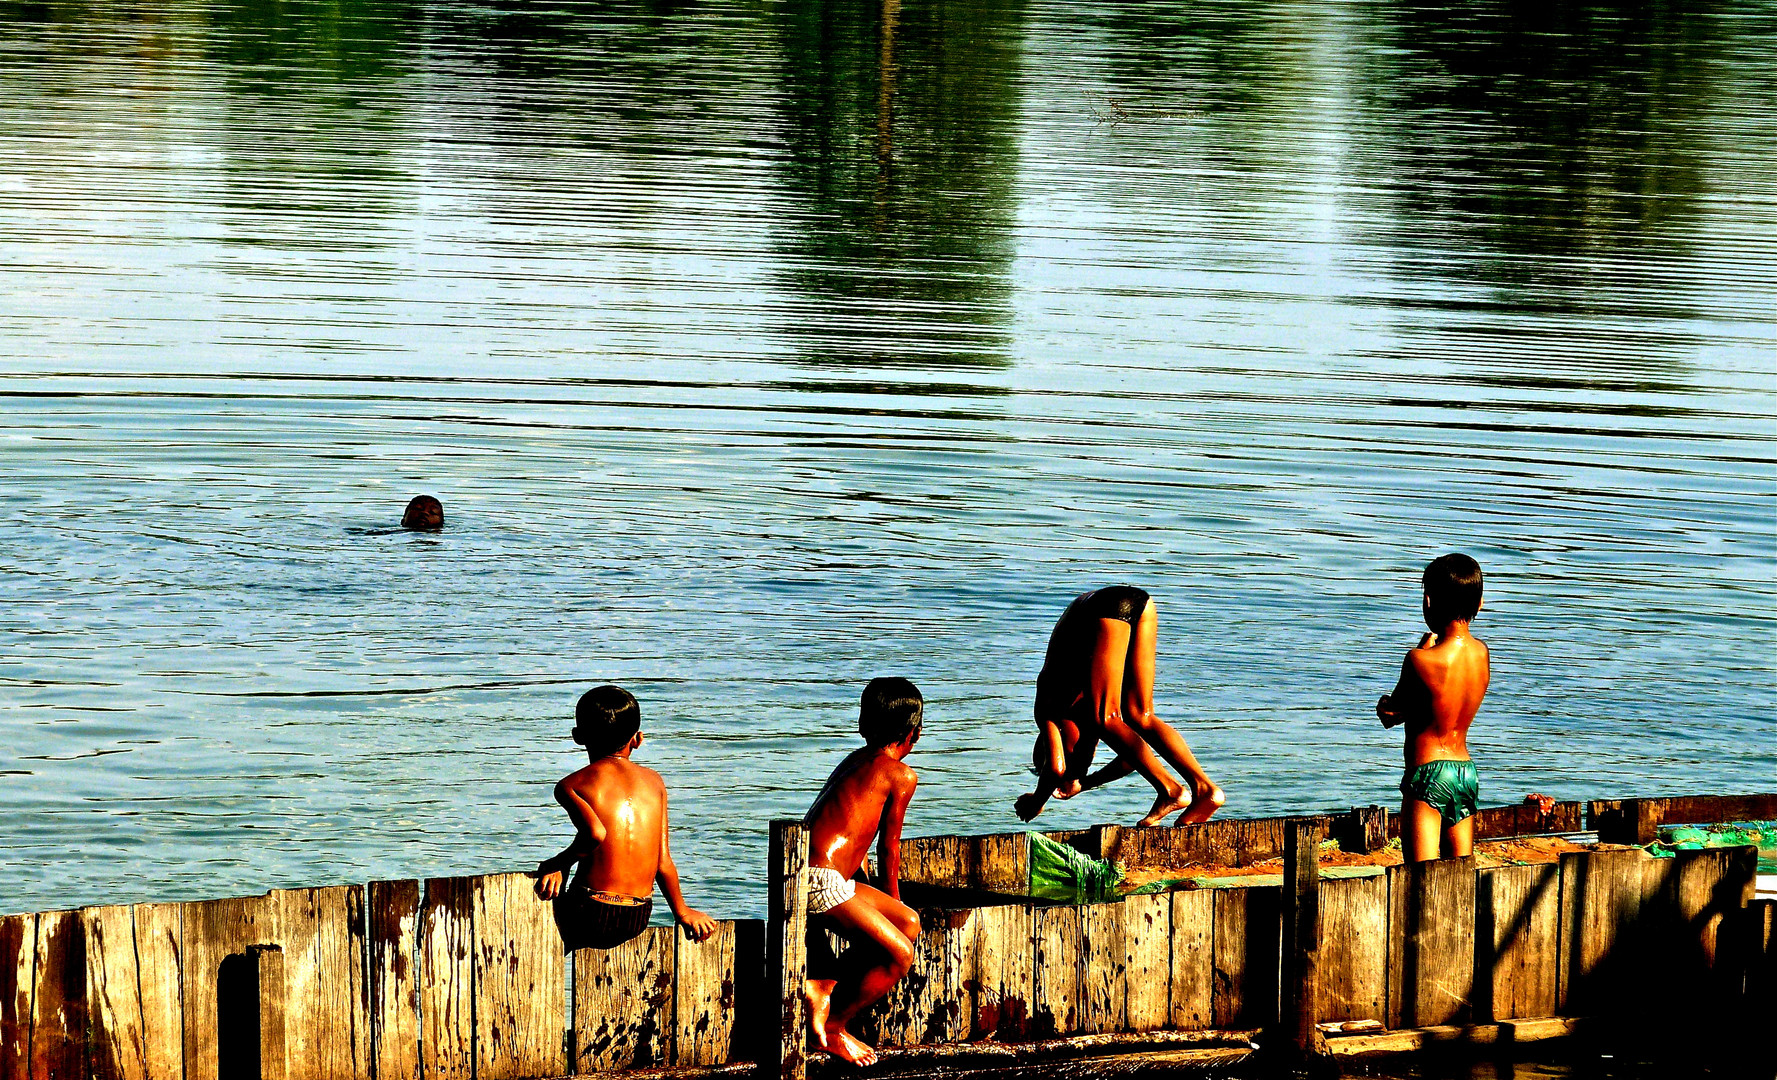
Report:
276,886,368,1080
1557,848,1644,1016
966,904,1032,1041
250,946,287,1080
971,836,1028,896
572,926,674,1072
1669,847,1758,1012
82,905,145,1080
1122,894,1170,1033
180,894,278,1080
1031,906,1081,1039
2,913,33,1080
1078,903,1126,1035
1474,864,1559,1022
368,881,421,1080
1316,875,1387,1023
1394,858,1475,1028
677,921,742,1065
1167,891,1212,1032
471,873,564,1080
129,906,181,1080
1211,886,1279,1029
768,822,810,1080
30,909,84,1080
418,877,475,1080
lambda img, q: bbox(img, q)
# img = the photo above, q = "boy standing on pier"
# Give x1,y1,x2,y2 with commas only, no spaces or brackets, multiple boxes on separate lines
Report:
802,677,925,1068
1377,554,1491,862
534,685,716,948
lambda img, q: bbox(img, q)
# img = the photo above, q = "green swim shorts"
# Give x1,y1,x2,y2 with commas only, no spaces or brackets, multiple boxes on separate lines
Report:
1400,759,1480,827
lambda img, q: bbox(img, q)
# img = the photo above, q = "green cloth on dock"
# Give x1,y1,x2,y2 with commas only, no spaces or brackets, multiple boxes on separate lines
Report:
1649,820,1777,875
1028,831,1125,903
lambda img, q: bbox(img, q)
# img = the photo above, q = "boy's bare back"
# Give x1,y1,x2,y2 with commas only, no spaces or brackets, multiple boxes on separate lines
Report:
1393,629,1490,766
805,747,916,882
556,756,667,899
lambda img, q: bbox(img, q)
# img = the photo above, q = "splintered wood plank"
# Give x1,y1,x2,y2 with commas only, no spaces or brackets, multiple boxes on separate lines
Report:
1558,848,1644,1016
1123,893,1170,1033
971,835,1028,895
900,837,966,890
2,913,33,1080
1168,891,1213,1031
130,906,181,1080
276,886,368,1080
83,905,145,1080
368,881,421,1080
472,873,565,1080
927,909,974,1047
1031,905,1081,1038
31,910,86,1080
1475,864,1559,1022
1212,886,1279,1029
968,904,1032,1041
1317,874,1388,1023
180,893,278,1080
572,926,673,1072
676,921,741,1065
1079,902,1126,1034
1395,858,1475,1027
767,822,809,1080
419,878,475,1080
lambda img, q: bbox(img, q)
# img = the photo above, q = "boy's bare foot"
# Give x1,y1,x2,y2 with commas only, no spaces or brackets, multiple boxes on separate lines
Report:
803,979,836,1051
1138,786,1191,826
1176,781,1225,825
824,1023,878,1067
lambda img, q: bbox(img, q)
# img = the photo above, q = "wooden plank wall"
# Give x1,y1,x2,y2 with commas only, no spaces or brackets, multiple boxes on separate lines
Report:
1589,793,1777,844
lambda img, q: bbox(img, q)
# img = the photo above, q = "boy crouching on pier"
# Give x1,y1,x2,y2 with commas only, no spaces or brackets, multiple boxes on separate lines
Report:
802,677,924,1067
535,685,716,948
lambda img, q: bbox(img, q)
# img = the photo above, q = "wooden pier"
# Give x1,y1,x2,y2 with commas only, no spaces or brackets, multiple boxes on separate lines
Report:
3,792,1772,1080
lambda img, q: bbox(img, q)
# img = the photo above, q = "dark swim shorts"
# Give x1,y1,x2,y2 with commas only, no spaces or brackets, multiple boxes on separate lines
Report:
556,891,654,951
1400,760,1480,827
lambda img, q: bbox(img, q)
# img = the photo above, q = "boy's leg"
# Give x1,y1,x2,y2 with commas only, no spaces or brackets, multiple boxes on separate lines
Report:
1440,815,1474,860
810,883,920,1066
1094,712,1191,826
1121,603,1224,823
1401,798,1444,862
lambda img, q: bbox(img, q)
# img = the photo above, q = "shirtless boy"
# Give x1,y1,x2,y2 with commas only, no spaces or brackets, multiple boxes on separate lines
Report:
802,677,924,1068
1377,555,1491,862
1015,586,1223,827
534,685,716,947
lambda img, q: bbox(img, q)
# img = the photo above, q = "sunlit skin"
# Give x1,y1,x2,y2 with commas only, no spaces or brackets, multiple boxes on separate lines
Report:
1378,594,1491,862
533,730,715,941
801,734,919,1068
401,495,443,531
1015,599,1224,827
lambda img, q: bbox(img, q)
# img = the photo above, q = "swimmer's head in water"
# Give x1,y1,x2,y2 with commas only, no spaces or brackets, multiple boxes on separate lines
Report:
402,495,444,531
1423,553,1483,627
859,676,922,749
575,685,642,758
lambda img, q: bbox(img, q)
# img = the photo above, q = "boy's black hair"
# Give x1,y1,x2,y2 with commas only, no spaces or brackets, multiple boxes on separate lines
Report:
859,677,923,748
1423,553,1484,625
575,685,641,758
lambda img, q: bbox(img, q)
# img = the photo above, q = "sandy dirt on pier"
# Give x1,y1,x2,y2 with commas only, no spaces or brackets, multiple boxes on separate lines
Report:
1119,835,1613,891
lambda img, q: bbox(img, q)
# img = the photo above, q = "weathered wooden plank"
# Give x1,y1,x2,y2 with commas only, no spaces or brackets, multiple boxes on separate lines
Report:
1670,846,1758,1012
1474,863,1559,1022
250,945,287,1080
30,909,84,1080
1279,821,1320,1060
129,906,180,1080
967,904,1032,1041
418,877,474,1080
1123,893,1170,1033
1211,886,1279,1029
1317,874,1387,1023
768,821,810,1080
1031,905,1081,1038
1557,848,1644,1015
1397,857,1475,1027
920,909,973,1047
1333,807,1389,854
181,893,277,1080
1168,890,1212,1031
572,925,674,1072
1591,793,1777,844
276,886,368,1080
83,905,145,1080
2,913,34,1080
1078,903,1125,1035
730,919,766,1063
970,835,1028,896
472,872,565,1080
899,837,966,891
368,881,421,1080
677,921,742,1065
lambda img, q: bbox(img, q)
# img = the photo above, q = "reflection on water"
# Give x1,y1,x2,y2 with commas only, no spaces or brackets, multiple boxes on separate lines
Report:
0,0,1771,918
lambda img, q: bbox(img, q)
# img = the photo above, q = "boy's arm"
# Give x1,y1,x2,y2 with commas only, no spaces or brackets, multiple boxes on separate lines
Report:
875,769,917,902
1076,755,1135,792
536,782,604,900
655,792,716,942
1016,720,1069,821
1377,647,1432,728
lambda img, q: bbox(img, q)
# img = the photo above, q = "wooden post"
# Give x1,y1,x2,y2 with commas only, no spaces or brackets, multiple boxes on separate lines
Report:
1334,807,1387,854
1278,821,1327,1067
249,945,286,1080
768,820,810,1080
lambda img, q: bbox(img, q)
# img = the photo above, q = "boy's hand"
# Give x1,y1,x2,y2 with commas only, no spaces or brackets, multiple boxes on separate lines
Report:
677,908,717,942
1417,632,1439,649
1376,695,1403,729
534,869,565,901
1014,791,1044,822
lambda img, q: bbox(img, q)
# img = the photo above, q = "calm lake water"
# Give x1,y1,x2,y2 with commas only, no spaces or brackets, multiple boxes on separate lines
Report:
1,0,1773,919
